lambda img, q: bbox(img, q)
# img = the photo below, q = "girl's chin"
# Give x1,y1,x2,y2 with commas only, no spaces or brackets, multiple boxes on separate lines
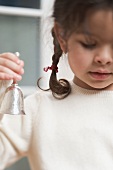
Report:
82,83,113,90
73,76,113,90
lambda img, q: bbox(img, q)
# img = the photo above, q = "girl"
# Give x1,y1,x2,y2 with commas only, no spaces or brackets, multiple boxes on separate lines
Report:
1,0,113,169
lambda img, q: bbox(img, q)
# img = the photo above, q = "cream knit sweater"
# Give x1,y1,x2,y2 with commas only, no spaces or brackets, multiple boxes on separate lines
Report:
1,80,113,170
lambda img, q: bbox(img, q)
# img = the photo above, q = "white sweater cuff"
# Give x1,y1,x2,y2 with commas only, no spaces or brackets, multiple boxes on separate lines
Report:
0,80,12,119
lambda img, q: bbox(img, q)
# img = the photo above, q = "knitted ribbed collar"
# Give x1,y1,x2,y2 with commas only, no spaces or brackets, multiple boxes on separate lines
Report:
71,80,113,96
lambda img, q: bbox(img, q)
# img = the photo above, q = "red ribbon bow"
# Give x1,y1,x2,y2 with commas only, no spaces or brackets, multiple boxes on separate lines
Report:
43,65,58,73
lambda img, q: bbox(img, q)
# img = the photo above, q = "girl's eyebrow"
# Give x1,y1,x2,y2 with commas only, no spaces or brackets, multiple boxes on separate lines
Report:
77,29,95,36
76,30,99,40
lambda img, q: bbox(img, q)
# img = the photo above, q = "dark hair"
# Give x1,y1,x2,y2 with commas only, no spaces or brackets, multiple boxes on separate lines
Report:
38,0,113,99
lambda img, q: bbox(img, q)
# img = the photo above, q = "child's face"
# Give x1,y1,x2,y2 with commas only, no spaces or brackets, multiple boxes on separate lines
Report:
67,9,113,90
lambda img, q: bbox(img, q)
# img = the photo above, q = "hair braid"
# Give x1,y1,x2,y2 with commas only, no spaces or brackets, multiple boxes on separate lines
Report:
49,28,71,99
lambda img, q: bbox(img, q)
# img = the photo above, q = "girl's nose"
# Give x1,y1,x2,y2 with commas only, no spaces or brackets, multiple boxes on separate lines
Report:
94,47,113,65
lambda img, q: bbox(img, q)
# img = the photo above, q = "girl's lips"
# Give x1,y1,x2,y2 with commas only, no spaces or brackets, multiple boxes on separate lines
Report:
89,72,112,80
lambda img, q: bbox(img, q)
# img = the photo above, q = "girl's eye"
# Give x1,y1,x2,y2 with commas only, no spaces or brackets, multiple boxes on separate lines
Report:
80,42,96,49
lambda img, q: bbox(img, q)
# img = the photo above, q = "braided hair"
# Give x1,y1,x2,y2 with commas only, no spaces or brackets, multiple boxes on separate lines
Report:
49,28,71,99
38,0,113,99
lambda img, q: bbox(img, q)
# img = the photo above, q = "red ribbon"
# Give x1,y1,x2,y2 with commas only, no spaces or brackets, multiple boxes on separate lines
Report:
43,65,58,73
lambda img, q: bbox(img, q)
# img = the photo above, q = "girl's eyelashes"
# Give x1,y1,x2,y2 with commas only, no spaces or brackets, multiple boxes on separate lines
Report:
79,41,96,49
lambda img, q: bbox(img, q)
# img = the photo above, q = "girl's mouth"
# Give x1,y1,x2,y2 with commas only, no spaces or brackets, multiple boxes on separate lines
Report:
89,72,112,80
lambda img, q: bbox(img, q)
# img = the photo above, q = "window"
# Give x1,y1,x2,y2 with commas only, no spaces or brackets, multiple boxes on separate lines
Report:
0,0,40,9
0,0,42,96
0,15,41,87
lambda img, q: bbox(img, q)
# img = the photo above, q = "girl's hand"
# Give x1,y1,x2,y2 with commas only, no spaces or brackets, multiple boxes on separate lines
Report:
0,52,24,81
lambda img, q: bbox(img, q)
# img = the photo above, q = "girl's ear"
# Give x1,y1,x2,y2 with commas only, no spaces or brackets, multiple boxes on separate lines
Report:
54,22,67,53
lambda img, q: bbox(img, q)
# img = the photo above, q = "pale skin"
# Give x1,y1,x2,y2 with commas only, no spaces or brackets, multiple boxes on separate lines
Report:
0,52,24,82
55,9,113,90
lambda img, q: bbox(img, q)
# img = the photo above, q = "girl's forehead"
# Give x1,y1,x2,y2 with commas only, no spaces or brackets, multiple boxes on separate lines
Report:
85,9,113,27
78,9,113,40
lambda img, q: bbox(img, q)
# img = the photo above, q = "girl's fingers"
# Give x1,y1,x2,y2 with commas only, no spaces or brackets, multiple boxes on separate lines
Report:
0,72,13,80
0,56,24,75
0,66,23,81
0,52,24,81
19,60,24,67
0,72,22,81
0,52,21,64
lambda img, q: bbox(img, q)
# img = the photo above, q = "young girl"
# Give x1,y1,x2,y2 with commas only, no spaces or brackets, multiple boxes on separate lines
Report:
1,0,113,169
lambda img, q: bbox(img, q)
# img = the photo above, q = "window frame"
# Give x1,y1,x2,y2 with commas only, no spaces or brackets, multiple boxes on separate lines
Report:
0,0,55,96
0,4,43,96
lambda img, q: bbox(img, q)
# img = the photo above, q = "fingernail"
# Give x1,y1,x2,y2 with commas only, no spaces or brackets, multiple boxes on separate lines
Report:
17,60,21,64
16,75,22,80
21,68,24,74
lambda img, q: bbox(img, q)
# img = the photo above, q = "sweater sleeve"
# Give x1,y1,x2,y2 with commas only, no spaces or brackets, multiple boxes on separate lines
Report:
0,80,12,120
0,80,34,169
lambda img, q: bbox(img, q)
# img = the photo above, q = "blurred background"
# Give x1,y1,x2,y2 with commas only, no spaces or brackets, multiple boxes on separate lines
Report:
0,0,57,97
0,0,54,170
0,0,73,169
